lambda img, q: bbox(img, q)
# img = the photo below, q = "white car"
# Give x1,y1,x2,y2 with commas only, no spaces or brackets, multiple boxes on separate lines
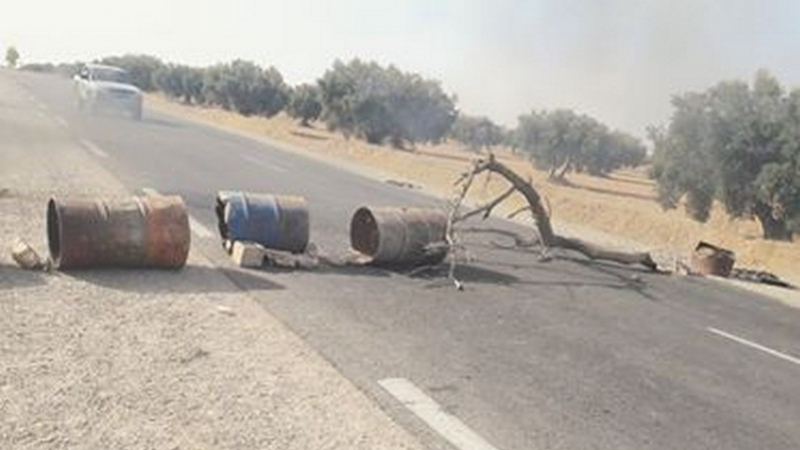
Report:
75,63,143,120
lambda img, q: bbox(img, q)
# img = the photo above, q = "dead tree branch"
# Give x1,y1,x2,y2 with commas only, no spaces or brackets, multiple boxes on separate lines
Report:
456,185,516,222
507,205,532,219
461,155,656,270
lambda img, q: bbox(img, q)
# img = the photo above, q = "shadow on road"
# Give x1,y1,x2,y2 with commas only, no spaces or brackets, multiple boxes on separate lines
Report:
0,265,48,290
141,116,186,129
62,264,284,294
412,263,522,286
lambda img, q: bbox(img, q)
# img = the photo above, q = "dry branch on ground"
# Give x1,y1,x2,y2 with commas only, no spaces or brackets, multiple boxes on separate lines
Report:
452,155,657,271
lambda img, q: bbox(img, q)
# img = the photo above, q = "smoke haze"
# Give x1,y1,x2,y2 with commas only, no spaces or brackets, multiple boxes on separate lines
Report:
2,0,799,136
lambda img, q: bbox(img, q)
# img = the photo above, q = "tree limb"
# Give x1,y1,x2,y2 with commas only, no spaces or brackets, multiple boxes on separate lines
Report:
456,185,516,222
462,155,657,270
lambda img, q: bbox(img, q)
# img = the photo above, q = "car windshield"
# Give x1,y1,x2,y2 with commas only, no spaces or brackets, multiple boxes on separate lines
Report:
91,68,130,84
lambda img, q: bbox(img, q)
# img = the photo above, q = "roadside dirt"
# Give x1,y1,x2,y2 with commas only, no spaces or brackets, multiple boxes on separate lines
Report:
147,95,800,289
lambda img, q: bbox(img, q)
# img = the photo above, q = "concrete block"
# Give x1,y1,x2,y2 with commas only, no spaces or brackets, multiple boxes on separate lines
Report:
231,241,265,268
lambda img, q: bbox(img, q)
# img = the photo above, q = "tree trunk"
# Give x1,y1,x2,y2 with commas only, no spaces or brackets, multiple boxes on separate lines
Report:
753,203,793,241
556,157,572,180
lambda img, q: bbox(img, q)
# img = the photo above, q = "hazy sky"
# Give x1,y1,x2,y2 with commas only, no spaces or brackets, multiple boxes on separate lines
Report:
2,0,800,136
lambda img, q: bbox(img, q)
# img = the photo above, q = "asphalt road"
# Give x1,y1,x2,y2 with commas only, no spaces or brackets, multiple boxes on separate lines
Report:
12,71,800,450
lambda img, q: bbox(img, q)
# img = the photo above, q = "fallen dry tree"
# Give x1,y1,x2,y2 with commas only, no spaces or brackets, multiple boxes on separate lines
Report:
450,155,657,271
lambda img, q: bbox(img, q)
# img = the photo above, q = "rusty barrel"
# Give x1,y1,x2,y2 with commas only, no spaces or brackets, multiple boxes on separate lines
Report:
215,191,309,253
691,241,735,277
350,206,448,265
47,195,190,269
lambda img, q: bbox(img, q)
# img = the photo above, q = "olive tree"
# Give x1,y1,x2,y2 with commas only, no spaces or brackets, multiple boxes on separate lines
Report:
5,46,20,68
318,59,456,148
451,115,504,152
202,60,289,117
651,70,800,241
287,84,322,126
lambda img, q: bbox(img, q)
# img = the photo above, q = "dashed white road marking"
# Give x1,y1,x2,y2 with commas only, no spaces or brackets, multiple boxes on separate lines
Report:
188,216,215,239
379,378,502,450
240,153,288,173
142,188,215,239
54,116,68,128
708,327,800,367
80,139,108,158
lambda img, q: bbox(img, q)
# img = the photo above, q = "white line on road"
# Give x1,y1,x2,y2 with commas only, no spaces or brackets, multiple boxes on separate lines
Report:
80,139,108,158
142,188,215,239
708,327,800,367
379,378,502,450
189,216,215,239
54,116,68,128
240,153,288,173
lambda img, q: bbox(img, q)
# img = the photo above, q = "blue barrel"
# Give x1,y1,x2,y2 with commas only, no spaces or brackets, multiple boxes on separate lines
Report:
215,191,309,253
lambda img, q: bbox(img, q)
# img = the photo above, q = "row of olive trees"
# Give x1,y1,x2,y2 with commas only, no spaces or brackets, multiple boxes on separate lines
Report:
651,70,800,241
79,55,648,178
511,109,647,180
99,56,457,148
98,55,290,118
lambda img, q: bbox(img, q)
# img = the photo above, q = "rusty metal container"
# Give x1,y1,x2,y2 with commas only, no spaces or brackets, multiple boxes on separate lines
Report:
691,241,735,277
215,191,309,253
47,195,190,269
350,206,449,265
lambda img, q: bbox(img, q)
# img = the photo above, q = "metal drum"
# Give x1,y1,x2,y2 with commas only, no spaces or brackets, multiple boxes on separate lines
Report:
691,241,735,277
47,195,190,269
215,191,309,253
350,206,448,265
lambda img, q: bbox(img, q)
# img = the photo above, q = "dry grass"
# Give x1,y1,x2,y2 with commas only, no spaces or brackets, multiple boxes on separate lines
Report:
146,95,800,286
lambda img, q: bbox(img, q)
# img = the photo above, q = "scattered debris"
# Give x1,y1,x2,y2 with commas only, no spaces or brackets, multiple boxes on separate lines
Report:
731,268,796,289
691,241,735,277
671,244,794,290
227,240,320,269
342,249,374,266
11,238,46,270
673,257,694,276
174,347,210,365
385,179,420,190
231,241,266,268
216,305,236,316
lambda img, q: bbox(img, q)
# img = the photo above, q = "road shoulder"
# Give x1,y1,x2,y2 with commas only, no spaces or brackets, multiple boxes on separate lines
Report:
0,70,426,450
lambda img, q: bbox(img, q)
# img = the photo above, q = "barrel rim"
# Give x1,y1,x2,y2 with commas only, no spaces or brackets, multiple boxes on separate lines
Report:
47,198,62,268
350,206,380,260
